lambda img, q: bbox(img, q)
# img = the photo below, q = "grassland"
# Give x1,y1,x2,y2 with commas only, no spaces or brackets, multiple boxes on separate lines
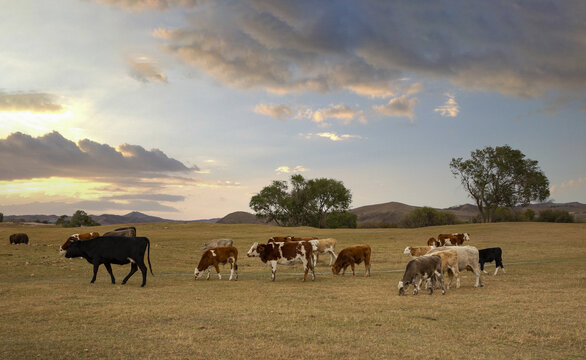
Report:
1,222,585,359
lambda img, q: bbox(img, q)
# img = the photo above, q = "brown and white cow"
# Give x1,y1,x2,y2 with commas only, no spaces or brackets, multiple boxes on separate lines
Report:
247,241,315,282
403,246,433,257
59,231,100,256
437,233,470,246
194,246,238,281
427,237,440,247
332,244,371,277
308,238,337,265
267,236,318,243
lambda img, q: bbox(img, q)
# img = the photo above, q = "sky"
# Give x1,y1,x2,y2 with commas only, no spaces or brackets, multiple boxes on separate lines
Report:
1,0,585,220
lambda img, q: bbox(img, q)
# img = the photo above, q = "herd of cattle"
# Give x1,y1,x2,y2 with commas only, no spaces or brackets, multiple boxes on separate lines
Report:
8,228,504,294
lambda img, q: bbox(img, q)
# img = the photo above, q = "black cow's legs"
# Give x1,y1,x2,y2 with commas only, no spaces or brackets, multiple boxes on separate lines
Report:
91,263,100,283
122,263,138,285
104,263,116,284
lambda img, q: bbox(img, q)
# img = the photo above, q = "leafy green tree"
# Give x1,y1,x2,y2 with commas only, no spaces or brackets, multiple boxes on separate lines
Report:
58,210,100,227
525,208,536,221
450,145,550,222
250,175,352,228
325,210,357,229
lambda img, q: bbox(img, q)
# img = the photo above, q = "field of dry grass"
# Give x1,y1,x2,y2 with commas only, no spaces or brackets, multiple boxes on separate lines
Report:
1,222,585,359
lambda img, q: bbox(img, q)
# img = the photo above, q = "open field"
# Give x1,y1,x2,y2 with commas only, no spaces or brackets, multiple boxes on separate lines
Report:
1,222,585,359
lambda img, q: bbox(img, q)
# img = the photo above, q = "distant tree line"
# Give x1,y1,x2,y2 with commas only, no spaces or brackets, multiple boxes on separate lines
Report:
56,210,100,228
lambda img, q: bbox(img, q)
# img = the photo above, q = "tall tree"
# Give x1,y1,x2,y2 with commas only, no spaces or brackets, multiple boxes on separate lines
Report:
450,145,549,222
250,175,352,228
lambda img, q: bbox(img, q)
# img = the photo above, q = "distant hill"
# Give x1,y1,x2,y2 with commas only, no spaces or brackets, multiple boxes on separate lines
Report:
4,211,177,226
216,211,273,225
4,202,584,226
349,202,419,225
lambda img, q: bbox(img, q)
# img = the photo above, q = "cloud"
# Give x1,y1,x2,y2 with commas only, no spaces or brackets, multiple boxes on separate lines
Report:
148,2,586,100
254,103,293,120
0,131,198,181
94,0,199,11
127,56,168,83
550,177,586,196
303,132,363,142
373,95,419,121
294,104,365,126
276,165,308,174
434,94,460,117
0,91,67,113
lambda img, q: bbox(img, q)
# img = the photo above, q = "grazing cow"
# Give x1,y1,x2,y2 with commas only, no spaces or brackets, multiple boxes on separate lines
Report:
268,236,318,243
247,241,315,282
194,246,238,281
427,237,440,247
478,247,506,276
429,245,483,288
332,244,371,277
437,233,470,246
424,249,459,290
9,233,29,245
200,238,234,251
103,227,136,237
308,238,337,265
398,255,445,296
403,246,433,257
59,232,100,256
268,236,293,242
64,236,153,287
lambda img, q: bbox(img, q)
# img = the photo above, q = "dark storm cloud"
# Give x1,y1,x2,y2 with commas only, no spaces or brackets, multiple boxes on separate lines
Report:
0,131,199,181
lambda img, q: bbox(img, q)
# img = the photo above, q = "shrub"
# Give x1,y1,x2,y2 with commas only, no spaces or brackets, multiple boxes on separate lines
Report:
537,209,574,223
325,211,357,229
400,207,459,228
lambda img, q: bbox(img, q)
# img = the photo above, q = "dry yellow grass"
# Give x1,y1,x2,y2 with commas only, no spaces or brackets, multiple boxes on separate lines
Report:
1,222,585,359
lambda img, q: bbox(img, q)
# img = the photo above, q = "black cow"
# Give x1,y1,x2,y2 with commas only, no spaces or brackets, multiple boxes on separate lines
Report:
10,233,29,244
65,236,153,287
478,247,505,276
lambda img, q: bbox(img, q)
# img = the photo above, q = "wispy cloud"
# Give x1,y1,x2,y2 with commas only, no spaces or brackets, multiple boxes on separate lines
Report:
434,94,460,117
127,56,167,83
0,91,67,113
276,165,308,174
303,132,363,142
94,0,199,11
254,103,293,120
373,95,419,121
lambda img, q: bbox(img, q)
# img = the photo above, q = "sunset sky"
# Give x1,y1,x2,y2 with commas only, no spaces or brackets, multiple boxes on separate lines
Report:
1,1,585,220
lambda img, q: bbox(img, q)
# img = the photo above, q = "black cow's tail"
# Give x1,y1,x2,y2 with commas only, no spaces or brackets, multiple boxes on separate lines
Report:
146,237,154,276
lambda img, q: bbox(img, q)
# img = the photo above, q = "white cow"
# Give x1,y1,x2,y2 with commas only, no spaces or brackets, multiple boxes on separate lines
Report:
429,245,483,288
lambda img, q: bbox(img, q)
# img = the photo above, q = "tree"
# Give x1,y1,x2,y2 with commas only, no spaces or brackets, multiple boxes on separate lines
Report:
58,210,100,227
450,145,550,222
400,207,458,228
250,175,352,228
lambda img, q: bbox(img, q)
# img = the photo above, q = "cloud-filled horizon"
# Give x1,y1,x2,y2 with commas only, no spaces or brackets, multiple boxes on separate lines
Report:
1,1,584,219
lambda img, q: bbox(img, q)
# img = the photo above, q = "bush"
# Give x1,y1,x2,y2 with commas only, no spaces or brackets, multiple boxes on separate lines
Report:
537,209,574,223
325,211,357,229
400,207,459,228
